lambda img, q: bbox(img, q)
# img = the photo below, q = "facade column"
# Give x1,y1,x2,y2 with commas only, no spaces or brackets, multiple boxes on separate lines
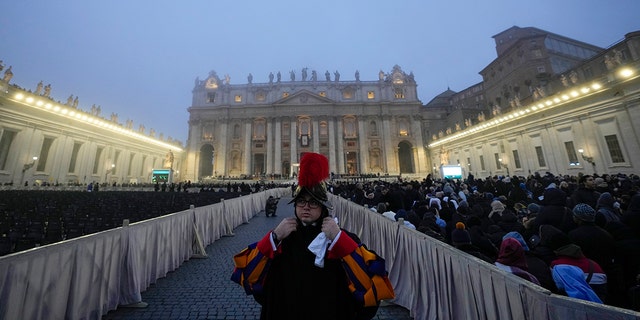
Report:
218,120,228,177
412,116,427,174
312,119,320,153
382,116,395,174
336,118,345,174
266,119,273,175
244,121,252,175
357,117,368,174
328,118,337,173
275,118,282,175
290,118,297,168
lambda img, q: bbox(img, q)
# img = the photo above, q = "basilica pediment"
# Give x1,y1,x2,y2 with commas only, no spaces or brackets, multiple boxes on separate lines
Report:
273,90,334,106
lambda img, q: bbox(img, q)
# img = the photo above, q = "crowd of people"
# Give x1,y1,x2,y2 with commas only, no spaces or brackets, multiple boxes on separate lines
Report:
327,171,640,310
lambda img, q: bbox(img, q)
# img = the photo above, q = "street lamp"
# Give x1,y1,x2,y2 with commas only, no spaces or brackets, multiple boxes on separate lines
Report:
578,149,596,173
499,158,510,176
105,164,115,182
22,156,38,173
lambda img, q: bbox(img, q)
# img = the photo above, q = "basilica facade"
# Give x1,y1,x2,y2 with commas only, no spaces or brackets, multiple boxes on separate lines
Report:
183,65,431,181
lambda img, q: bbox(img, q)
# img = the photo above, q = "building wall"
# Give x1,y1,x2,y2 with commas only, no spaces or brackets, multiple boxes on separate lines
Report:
428,31,640,178
0,84,183,186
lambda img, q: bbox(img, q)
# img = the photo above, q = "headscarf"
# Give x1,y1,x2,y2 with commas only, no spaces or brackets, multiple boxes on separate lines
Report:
552,265,602,303
496,238,528,270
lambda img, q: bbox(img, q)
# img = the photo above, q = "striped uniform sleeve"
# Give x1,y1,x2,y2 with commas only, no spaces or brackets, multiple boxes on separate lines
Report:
230,232,278,295
328,233,395,307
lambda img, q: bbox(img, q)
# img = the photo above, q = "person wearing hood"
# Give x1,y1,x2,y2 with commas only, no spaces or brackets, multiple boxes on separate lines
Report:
595,192,621,228
494,238,540,285
232,153,394,320
451,222,493,263
531,187,576,234
503,231,555,292
547,227,607,303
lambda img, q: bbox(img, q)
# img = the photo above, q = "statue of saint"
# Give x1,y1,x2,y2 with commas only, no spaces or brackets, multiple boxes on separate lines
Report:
42,84,51,98
379,70,385,81
355,70,360,81
269,72,274,83
277,71,281,82
247,73,253,84
570,70,579,84
301,68,308,81
311,70,317,81
2,66,13,83
72,96,79,108
290,70,295,81
66,95,74,106
325,70,331,81
224,74,230,85
334,70,340,82
35,81,43,95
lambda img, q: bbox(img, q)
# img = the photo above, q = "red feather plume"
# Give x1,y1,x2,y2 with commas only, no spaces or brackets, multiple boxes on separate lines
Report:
298,153,329,188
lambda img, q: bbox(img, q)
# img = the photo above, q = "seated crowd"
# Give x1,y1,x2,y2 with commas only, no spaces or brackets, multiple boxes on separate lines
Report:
0,181,287,256
329,172,640,311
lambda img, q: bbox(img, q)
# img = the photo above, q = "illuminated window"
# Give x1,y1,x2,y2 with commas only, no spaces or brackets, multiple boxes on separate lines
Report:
394,87,405,99
319,91,326,97
367,91,375,99
235,95,242,102
320,121,328,136
398,119,409,136
282,92,289,98
342,88,354,100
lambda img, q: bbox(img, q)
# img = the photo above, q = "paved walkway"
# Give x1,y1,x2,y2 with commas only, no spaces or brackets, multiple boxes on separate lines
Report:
102,197,412,319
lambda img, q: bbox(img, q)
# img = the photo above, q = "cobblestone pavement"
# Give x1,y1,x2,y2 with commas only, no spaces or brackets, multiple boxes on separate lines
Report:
102,197,412,320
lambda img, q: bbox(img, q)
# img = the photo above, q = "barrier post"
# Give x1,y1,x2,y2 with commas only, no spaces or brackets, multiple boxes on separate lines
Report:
191,204,207,259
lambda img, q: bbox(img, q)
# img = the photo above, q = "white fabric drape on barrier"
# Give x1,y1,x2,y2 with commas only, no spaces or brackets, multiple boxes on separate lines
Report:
330,195,640,320
1,189,638,320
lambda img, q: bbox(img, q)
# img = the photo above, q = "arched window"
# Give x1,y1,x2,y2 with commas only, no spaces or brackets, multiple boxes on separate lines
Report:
233,124,241,139
369,121,378,136
343,116,357,138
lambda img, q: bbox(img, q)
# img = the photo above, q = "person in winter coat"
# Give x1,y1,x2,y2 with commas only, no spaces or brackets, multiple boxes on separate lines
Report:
231,153,394,320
